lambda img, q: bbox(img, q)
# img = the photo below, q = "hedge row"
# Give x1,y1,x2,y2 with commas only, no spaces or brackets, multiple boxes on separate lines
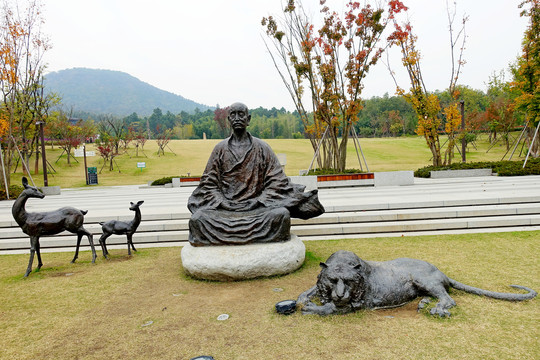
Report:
414,158,540,178
306,168,365,176
153,168,369,184
151,176,201,186
153,159,540,184
151,176,175,186
0,185,24,201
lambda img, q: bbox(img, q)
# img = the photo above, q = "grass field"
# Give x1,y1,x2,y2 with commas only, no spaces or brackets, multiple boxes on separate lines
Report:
0,232,538,359
13,133,516,188
2,133,538,359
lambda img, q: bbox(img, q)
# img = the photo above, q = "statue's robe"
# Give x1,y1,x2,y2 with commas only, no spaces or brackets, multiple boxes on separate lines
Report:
188,133,324,246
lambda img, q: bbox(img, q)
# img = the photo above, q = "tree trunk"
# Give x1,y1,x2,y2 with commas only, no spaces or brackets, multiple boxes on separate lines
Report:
308,132,324,170
445,136,455,166
528,127,540,158
430,145,441,166
66,146,71,165
34,150,39,175
425,133,442,167
338,136,348,172
0,147,10,190
5,141,14,188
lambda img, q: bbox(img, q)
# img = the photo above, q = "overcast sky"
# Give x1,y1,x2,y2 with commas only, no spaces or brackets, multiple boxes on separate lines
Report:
42,0,528,111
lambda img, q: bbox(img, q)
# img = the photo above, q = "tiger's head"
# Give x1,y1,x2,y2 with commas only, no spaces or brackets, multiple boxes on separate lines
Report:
316,251,367,308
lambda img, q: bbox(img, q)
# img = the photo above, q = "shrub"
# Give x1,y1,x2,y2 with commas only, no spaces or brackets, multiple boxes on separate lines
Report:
356,127,374,138
0,185,24,201
414,158,540,178
151,175,202,186
151,176,174,186
306,168,366,176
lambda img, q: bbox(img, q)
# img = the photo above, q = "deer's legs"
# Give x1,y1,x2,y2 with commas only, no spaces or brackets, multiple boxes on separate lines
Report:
36,239,43,269
72,228,96,264
85,230,97,264
71,233,82,263
25,250,34,277
25,236,38,277
127,234,137,255
99,233,111,259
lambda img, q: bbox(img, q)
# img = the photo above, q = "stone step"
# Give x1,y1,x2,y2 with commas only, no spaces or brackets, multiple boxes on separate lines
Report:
0,212,192,228
2,210,539,252
293,214,540,236
322,195,540,212
3,175,540,253
2,202,540,241
0,230,189,251
0,219,190,239
293,202,540,225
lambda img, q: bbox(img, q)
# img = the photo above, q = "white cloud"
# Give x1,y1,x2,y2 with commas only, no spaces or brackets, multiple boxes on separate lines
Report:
42,0,529,111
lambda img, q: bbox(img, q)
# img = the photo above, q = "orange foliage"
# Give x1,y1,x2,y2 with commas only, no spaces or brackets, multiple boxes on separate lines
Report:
0,109,9,137
444,103,461,135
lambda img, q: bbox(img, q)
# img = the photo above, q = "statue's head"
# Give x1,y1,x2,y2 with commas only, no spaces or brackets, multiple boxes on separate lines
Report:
20,177,45,200
228,102,251,132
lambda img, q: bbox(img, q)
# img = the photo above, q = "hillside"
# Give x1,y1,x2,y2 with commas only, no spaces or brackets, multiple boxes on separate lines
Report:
44,68,212,117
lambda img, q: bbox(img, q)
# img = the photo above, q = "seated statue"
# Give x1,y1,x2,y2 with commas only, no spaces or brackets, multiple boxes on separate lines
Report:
188,102,324,246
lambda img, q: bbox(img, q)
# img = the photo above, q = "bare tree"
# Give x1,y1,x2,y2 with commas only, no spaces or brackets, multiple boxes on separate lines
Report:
262,0,408,171
98,115,127,155
155,126,174,156
388,1,468,166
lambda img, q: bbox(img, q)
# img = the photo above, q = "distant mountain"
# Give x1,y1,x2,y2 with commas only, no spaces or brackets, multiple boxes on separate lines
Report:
44,68,212,117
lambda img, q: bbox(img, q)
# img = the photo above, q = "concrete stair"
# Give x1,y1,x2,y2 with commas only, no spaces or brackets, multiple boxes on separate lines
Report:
3,196,540,253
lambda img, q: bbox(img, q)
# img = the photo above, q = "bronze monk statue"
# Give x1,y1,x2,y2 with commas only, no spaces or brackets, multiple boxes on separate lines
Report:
187,102,324,246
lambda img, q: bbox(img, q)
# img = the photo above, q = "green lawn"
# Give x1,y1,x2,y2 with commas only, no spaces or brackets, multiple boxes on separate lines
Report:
2,133,537,359
0,232,538,359
15,134,514,188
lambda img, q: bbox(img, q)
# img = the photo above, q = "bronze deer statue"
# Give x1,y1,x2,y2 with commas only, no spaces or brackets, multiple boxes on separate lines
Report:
12,177,97,277
99,200,144,258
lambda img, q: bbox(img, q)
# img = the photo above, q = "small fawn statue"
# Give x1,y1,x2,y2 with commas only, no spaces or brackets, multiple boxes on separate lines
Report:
12,177,97,277
99,201,144,258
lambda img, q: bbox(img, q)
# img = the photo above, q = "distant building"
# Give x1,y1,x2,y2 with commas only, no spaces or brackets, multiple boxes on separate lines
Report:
68,118,82,125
